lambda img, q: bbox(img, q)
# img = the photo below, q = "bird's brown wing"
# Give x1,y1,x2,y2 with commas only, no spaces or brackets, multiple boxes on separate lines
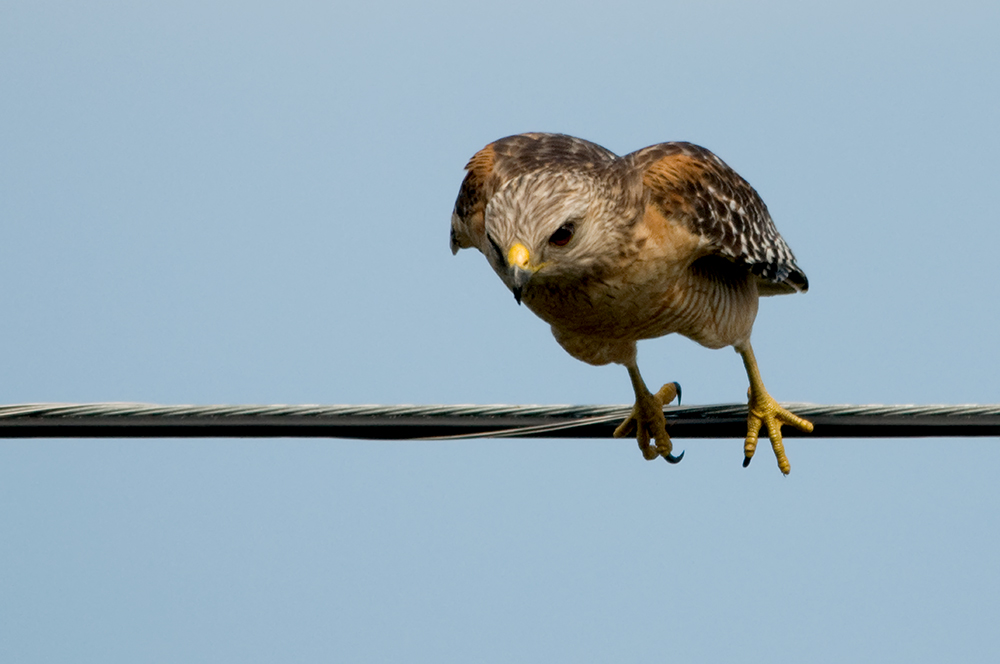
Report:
629,143,807,294
450,133,618,254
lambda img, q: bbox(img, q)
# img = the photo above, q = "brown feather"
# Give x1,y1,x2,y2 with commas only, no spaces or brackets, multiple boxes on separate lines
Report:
450,134,616,254
630,144,808,293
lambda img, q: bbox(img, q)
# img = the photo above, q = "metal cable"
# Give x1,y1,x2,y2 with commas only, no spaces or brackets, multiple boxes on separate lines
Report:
0,402,998,439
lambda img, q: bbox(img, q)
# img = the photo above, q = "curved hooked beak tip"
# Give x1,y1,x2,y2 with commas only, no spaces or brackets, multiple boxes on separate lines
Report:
510,266,533,305
507,243,534,305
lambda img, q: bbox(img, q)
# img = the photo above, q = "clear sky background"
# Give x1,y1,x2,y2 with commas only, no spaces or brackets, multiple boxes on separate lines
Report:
2,1,999,661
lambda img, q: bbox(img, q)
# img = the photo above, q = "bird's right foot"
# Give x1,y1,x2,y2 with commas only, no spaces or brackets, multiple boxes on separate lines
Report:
613,382,684,463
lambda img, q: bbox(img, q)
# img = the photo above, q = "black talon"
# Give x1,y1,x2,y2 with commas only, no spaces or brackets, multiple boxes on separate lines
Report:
664,450,685,464
673,382,682,405
742,456,752,468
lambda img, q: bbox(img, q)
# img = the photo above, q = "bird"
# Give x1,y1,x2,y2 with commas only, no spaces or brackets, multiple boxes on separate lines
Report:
450,133,812,473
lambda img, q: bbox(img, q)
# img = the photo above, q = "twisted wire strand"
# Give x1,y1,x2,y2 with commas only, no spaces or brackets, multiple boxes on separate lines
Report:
0,402,998,439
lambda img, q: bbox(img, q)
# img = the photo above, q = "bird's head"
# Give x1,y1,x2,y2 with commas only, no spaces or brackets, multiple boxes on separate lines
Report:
482,171,626,305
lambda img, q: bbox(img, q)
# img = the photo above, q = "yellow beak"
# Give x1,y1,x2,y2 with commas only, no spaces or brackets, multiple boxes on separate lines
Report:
507,243,530,270
506,243,534,305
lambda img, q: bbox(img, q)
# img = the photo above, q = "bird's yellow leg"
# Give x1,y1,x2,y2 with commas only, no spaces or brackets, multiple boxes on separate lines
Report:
737,342,813,474
613,361,683,463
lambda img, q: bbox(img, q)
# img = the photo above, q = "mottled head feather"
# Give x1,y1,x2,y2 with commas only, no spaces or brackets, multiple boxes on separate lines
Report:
450,133,617,255
481,170,628,288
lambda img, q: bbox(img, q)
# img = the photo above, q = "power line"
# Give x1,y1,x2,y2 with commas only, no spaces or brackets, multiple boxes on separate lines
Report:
1,402,998,439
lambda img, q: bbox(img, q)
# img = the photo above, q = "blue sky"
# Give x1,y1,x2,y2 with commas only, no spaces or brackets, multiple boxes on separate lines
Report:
2,1,999,661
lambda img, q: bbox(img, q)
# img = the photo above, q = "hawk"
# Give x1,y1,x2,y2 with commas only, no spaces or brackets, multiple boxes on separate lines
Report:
450,133,812,473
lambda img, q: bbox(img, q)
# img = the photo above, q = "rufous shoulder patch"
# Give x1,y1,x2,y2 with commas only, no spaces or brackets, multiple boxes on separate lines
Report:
464,143,496,182
642,152,707,192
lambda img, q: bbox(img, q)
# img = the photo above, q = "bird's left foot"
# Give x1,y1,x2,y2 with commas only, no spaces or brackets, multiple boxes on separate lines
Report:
743,389,813,474
613,382,684,463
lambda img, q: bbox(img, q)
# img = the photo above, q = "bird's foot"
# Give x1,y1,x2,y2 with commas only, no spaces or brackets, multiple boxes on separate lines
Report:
613,382,684,463
742,389,813,474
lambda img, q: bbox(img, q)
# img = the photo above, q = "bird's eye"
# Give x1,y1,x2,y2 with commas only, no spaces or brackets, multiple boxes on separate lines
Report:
549,222,575,247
